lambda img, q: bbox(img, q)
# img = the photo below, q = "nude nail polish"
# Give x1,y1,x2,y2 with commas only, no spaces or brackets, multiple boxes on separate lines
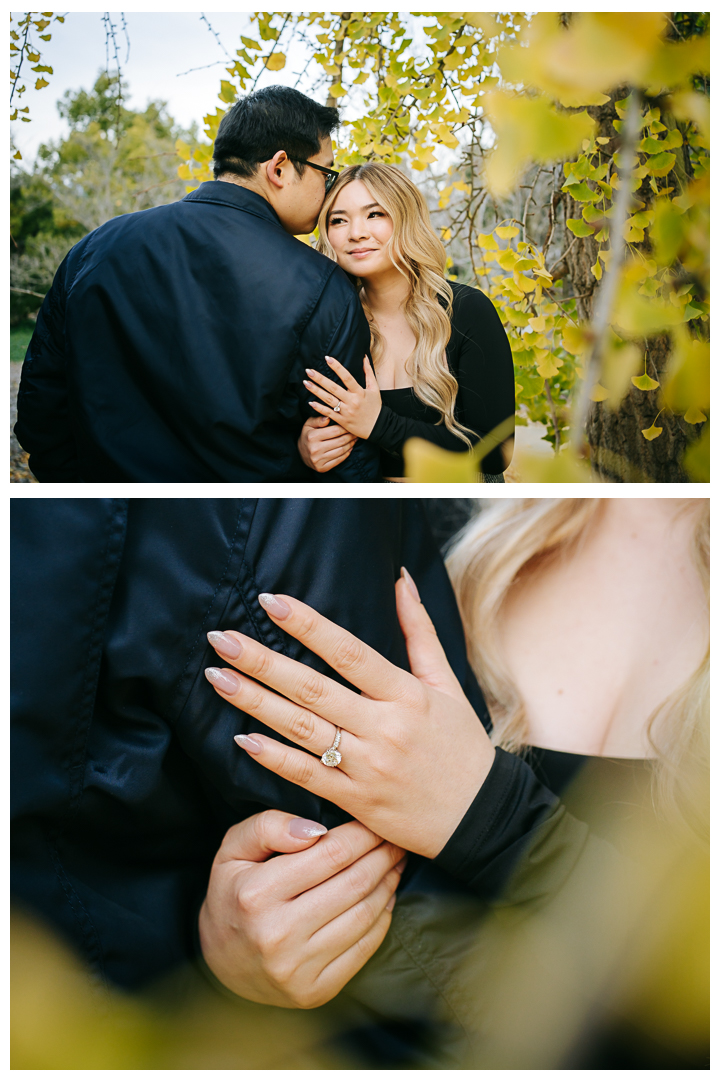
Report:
234,733,263,754
258,593,291,620
207,630,243,659
386,893,397,912
205,667,240,694
400,567,421,602
288,817,328,839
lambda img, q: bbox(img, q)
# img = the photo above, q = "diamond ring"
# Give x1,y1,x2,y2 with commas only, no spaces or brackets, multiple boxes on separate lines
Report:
321,727,342,767
333,402,341,413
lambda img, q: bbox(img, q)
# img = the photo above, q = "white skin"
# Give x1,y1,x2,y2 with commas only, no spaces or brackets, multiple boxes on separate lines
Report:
199,809,406,1008
298,179,417,475
202,500,707,1003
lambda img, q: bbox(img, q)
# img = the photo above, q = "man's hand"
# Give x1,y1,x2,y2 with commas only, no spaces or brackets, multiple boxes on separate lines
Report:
298,416,357,473
198,810,405,1009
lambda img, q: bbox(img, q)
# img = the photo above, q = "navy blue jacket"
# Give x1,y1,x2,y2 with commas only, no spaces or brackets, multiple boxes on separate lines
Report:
11,498,489,990
14,183,380,483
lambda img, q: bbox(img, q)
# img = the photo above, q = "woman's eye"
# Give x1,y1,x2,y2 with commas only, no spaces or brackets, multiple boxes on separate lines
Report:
329,217,345,226
368,211,385,218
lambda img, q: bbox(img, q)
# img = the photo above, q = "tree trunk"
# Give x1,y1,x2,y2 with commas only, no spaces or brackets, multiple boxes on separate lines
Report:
562,88,698,481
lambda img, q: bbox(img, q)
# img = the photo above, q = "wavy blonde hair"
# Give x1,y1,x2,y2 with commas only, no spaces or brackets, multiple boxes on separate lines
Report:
317,162,472,446
446,498,709,839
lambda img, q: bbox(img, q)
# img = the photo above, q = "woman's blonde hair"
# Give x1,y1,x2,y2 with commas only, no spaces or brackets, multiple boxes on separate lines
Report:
446,498,709,838
317,162,472,446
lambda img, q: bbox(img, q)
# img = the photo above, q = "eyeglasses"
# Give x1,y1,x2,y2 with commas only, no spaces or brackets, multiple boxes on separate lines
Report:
299,159,340,193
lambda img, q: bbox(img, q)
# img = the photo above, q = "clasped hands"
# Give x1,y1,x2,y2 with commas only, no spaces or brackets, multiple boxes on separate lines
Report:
201,570,494,1005
298,354,382,472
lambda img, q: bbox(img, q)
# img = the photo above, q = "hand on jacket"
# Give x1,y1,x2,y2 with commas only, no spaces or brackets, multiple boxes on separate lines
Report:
298,416,357,473
199,810,405,1008
303,355,382,439
205,572,496,860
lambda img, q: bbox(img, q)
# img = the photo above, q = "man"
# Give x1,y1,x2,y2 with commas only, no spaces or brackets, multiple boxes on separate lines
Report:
14,87,379,482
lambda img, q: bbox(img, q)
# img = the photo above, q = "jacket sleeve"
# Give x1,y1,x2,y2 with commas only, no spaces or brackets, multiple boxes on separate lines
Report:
14,252,81,482
294,268,381,483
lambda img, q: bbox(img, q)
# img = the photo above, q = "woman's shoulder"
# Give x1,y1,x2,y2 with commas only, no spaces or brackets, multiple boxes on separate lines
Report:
445,280,500,331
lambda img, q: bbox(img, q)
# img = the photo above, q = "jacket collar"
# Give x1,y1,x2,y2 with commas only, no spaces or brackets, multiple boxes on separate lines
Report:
182,180,283,228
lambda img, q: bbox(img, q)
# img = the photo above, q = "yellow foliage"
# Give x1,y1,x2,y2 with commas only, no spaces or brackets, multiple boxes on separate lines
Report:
641,424,663,441
265,51,286,71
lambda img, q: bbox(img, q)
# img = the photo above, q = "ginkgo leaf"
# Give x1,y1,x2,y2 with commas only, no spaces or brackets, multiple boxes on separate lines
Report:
528,316,546,332
537,355,560,379
590,383,609,401
641,424,663,441
476,232,499,250
631,372,660,391
566,217,594,237
495,225,519,239
683,406,707,424
265,52,286,71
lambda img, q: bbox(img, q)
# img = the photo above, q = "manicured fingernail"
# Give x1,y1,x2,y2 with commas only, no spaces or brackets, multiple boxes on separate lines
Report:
400,567,420,602
205,667,240,694
207,630,243,659
397,855,408,872
258,593,291,620
288,817,328,839
386,893,397,912
306,368,317,376
234,733,263,754
325,355,336,364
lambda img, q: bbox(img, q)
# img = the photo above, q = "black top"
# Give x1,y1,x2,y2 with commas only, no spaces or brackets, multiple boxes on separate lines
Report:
367,282,515,476
14,181,380,483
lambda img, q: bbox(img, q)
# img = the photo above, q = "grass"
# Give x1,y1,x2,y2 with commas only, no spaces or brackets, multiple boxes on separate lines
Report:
11,321,35,363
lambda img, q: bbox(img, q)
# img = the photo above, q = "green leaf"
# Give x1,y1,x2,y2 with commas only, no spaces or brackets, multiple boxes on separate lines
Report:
645,151,676,177
563,181,600,202
566,217,595,237
631,372,660,391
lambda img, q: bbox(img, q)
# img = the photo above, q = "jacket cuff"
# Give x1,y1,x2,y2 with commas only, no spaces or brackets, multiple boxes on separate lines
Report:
433,747,560,899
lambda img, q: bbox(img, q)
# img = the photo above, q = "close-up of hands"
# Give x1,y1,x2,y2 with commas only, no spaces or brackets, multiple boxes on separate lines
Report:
298,415,357,473
199,809,405,1008
205,570,496,859
303,354,382,439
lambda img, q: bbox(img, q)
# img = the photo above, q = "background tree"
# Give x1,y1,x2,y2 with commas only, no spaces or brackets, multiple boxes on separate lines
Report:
11,72,192,323
179,11,709,482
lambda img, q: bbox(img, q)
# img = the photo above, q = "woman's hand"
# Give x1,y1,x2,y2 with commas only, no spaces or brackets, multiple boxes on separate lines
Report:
303,355,382,439
205,572,496,860
298,416,357,473
199,809,405,1008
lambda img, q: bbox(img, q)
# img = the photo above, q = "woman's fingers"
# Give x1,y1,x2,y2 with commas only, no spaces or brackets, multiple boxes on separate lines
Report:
263,820,387,902
232,729,348,805
324,356,362,393
304,367,350,400
206,630,368,732
205,662,342,754
216,809,328,866
299,840,404,930
306,861,402,964
314,909,393,1002
395,570,465,701
363,354,379,389
303,379,347,410
253,593,419,702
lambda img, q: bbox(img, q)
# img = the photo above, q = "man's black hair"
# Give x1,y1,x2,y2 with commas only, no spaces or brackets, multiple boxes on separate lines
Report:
212,85,339,180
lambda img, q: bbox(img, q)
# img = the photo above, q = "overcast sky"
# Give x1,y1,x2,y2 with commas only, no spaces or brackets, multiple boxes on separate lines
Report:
11,11,320,162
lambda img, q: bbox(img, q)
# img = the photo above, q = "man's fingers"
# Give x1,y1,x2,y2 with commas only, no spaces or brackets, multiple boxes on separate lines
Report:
252,594,419,703
217,809,328,865
395,570,465,700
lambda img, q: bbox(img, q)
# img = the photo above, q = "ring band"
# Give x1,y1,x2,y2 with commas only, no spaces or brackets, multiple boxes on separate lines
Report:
321,727,342,767
333,402,341,413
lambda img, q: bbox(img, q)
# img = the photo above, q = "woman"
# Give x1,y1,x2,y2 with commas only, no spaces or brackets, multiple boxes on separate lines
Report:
204,498,709,1067
296,163,515,481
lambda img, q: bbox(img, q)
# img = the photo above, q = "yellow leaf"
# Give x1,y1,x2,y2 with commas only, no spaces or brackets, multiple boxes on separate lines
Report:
175,139,191,161
562,325,589,356
528,316,546,332
684,406,707,424
329,83,346,98
591,257,602,281
514,273,537,294
631,372,660,391
176,163,192,180
495,225,519,239
496,248,520,271
590,383,609,401
219,81,237,104
536,354,560,379
13,149,22,160
641,424,663,441
265,52,286,71
476,232,499,251
34,77,49,89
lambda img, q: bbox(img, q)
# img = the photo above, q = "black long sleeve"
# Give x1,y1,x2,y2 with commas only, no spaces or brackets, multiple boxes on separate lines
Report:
367,283,515,474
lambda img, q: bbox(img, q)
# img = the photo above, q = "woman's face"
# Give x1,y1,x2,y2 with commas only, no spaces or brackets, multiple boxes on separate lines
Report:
326,179,395,278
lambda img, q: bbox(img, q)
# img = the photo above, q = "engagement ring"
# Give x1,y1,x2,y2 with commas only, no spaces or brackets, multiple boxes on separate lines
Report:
321,727,342,767
333,403,341,413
